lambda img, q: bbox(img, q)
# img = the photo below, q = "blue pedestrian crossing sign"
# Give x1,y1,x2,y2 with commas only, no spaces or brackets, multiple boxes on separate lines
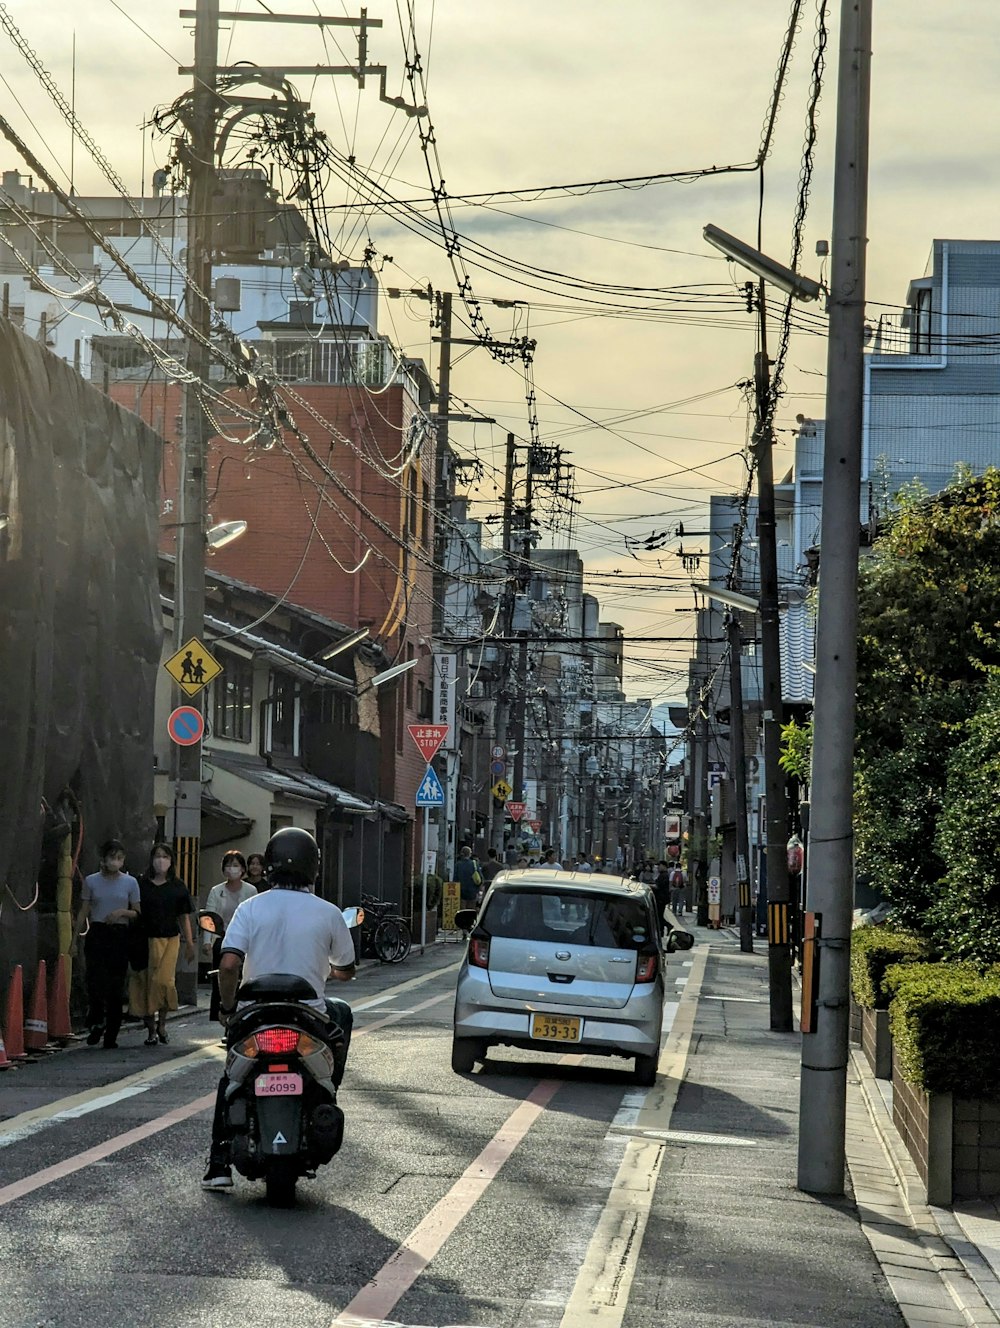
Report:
416,764,445,807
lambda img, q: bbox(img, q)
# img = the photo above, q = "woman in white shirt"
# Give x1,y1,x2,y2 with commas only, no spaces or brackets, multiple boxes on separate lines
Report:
204,850,257,1020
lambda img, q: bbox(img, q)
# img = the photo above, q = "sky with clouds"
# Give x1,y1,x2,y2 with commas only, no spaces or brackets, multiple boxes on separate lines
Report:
4,1,999,703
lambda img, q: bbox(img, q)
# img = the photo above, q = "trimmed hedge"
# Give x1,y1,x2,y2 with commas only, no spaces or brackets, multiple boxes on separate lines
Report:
850,926,929,1009
884,962,1000,1100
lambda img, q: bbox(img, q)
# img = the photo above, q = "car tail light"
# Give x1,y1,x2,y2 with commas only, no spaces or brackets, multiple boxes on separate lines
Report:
254,1027,300,1054
635,953,658,983
469,937,490,969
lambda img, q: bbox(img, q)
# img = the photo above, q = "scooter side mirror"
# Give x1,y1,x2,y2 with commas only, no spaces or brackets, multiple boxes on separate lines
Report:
197,909,225,935
342,906,364,929
454,908,477,932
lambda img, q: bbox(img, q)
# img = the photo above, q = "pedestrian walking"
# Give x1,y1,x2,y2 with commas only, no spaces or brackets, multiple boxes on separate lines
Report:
454,845,482,908
204,850,257,1021
73,838,141,1049
129,843,196,1046
653,861,672,934
669,867,686,919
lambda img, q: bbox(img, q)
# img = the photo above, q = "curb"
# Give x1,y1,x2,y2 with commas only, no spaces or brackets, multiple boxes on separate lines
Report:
852,1047,1000,1325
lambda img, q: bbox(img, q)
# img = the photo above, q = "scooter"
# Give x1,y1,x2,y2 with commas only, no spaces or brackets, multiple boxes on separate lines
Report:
196,907,361,1206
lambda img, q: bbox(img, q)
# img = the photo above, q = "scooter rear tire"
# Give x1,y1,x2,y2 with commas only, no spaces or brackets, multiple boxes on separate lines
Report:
265,1160,298,1207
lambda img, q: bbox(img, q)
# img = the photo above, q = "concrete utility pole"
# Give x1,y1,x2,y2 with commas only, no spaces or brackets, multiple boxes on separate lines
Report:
489,434,518,853
752,333,793,1031
798,0,872,1197
727,609,754,953
172,0,219,979
510,448,536,811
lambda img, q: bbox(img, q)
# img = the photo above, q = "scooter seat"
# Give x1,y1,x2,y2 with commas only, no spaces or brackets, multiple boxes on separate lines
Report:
236,973,319,1002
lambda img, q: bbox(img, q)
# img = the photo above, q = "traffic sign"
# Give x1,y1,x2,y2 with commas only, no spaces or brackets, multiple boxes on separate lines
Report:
416,764,445,807
491,778,513,802
164,636,223,697
408,724,449,763
506,800,527,822
490,759,506,777
167,705,204,746
491,744,505,759
529,819,542,833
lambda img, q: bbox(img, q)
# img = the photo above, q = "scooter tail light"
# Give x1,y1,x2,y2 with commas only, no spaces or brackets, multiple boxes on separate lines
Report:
469,937,490,969
635,953,658,983
232,1034,258,1058
254,1027,300,1054
296,1032,324,1056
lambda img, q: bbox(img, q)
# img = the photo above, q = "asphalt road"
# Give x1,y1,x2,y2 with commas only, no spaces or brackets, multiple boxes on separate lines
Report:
0,940,902,1328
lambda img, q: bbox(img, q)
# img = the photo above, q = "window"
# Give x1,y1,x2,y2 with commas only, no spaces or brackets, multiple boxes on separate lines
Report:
407,468,418,540
212,651,253,742
417,680,433,721
482,889,652,948
270,673,297,755
421,480,431,547
315,689,354,728
912,287,932,354
405,644,415,710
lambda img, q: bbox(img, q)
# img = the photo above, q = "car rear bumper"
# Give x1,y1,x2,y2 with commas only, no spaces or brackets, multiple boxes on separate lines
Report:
454,967,663,1057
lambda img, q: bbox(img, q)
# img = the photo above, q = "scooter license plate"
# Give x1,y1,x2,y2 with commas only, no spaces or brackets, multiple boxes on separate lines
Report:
254,1072,303,1096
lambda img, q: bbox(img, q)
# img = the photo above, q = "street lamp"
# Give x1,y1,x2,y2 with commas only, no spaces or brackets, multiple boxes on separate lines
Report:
703,224,822,302
205,519,247,552
692,581,760,614
319,626,370,662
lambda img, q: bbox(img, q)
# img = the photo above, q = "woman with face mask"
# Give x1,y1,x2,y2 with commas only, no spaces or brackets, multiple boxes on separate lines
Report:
204,850,257,1021
129,842,196,1046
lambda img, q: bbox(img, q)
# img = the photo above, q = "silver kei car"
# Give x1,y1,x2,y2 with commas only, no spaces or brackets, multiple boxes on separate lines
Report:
451,870,693,1085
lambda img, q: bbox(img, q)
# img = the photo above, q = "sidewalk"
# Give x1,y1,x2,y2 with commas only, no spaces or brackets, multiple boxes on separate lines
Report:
662,924,1000,1328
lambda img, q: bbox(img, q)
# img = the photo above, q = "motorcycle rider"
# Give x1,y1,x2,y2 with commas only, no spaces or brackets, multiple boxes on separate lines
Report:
201,826,357,1190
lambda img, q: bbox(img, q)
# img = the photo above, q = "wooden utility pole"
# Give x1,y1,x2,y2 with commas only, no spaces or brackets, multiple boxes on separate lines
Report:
489,434,518,853
727,608,754,953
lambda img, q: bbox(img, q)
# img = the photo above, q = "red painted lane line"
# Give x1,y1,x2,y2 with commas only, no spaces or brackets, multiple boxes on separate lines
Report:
332,1055,583,1328
0,1093,216,1208
0,991,451,1209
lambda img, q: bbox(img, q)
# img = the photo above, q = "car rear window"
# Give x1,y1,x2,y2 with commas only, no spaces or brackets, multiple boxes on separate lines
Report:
482,889,651,949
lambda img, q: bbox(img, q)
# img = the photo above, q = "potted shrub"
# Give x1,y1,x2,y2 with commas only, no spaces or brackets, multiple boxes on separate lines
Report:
849,925,928,1078
884,961,1000,1204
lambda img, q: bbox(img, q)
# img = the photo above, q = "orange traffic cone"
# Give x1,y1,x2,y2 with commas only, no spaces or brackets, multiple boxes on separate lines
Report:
3,965,27,1061
47,954,73,1044
24,960,49,1051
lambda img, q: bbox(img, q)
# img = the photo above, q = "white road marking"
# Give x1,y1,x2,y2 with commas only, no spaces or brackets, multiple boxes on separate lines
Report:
702,994,761,1003
558,945,708,1328
0,961,460,1149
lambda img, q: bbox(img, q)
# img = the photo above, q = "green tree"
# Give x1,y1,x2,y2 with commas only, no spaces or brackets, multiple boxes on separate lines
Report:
931,675,1000,964
855,467,1000,941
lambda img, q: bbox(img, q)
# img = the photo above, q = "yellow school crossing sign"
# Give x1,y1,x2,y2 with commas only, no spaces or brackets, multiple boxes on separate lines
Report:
491,777,513,801
164,637,223,697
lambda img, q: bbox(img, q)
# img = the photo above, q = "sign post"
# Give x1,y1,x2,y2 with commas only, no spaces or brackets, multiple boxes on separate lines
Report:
415,760,446,954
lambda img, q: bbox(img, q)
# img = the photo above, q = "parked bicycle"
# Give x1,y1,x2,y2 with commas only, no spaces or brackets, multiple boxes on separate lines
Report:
359,895,412,963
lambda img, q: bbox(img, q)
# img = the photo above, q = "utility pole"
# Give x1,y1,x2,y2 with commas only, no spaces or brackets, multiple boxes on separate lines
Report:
172,0,219,1001
489,434,518,853
753,325,793,1030
798,0,872,1196
434,290,454,878
727,609,754,953
510,447,536,812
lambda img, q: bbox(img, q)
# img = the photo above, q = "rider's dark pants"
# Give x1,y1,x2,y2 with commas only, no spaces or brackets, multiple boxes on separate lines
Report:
209,997,353,1161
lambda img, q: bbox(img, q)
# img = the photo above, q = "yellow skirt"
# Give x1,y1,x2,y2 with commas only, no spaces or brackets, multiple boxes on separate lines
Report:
129,935,181,1016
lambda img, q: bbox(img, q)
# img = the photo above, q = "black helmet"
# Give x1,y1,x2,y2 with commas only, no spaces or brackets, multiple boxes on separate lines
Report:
264,827,320,886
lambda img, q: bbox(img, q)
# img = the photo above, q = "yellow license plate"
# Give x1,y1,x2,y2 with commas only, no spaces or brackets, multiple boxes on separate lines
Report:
529,1013,582,1042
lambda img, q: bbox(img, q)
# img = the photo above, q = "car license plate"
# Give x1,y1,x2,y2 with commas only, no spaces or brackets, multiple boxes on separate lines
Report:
254,1072,303,1096
530,1013,581,1042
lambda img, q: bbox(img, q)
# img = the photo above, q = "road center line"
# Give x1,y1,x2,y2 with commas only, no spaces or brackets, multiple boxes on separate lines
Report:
331,1055,584,1328
0,987,454,1208
557,945,708,1328
0,961,460,1148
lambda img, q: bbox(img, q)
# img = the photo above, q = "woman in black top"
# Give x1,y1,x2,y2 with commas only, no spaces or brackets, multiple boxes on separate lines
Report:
129,843,195,1045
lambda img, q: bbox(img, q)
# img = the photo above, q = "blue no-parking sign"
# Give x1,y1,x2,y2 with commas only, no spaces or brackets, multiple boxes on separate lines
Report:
167,705,204,746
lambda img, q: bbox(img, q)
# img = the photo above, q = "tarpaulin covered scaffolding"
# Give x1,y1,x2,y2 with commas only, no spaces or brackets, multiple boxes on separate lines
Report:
0,317,163,984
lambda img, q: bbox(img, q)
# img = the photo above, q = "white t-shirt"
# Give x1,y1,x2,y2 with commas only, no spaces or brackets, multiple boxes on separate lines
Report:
221,889,356,1010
